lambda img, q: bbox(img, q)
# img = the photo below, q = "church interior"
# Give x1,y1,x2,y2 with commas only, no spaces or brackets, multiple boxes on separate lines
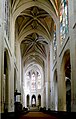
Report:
0,0,76,119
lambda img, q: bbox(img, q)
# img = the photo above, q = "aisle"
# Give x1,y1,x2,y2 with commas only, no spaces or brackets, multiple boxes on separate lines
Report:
20,112,59,119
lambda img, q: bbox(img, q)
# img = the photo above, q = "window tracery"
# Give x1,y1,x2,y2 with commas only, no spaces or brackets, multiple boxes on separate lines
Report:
37,72,41,89
26,71,41,92
31,72,36,91
4,0,10,40
60,0,68,45
53,24,57,62
26,73,30,90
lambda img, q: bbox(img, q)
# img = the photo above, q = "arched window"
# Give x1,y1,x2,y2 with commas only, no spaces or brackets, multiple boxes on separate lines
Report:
53,24,57,62
31,72,36,91
4,0,10,40
60,0,68,45
53,32,57,61
26,73,30,90
37,72,41,89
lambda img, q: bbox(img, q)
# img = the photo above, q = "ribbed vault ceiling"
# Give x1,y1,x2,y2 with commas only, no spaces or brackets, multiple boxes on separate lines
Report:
11,0,60,67
21,33,47,58
16,6,53,37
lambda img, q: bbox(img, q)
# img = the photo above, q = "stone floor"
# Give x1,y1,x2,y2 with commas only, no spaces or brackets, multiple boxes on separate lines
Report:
20,112,59,119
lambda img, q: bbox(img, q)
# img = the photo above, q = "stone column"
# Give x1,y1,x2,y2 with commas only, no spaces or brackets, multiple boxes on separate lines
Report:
0,8,1,114
43,84,46,107
9,18,15,112
48,48,51,109
30,95,31,107
44,53,48,110
41,71,44,108
41,89,44,108
25,95,27,108
44,62,46,108
50,42,54,110
35,72,38,106
68,0,76,112
22,67,25,107
36,95,38,107
16,40,22,96
56,20,66,111
0,0,4,113
45,46,50,110
41,69,44,108
21,61,23,105
45,82,48,110
42,64,46,108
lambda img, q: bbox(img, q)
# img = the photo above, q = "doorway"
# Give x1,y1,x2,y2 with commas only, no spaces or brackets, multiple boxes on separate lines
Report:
27,95,30,107
38,94,41,107
31,95,36,107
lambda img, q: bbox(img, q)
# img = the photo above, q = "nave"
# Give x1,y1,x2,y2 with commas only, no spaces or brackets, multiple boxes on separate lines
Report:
1,104,76,119
1,0,76,116
20,112,58,119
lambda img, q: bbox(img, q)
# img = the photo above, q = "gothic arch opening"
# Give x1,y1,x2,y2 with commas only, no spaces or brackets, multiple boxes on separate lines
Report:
38,94,41,107
31,95,36,107
65,54,71,112
27,95,30,107
61,50,71,111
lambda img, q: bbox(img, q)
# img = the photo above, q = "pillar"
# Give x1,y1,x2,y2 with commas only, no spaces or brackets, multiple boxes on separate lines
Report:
41,90,44,108
50,42,54,110
69,0,76,112
30,95,31,107
36,95,38,107
9,17,15,112
56,20,66,111
41,71,44,108
0,0,4,113
16,41,21,93
0,2,1,112
22,67,25,107
48,49,51,109
45,46,50,110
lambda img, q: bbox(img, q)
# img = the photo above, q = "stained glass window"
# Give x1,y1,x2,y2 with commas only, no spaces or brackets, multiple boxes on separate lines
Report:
4,0,10,40
31,72,36,90
37,73,41,89
53,24,57,62
26,73,30,90
60,0,68,45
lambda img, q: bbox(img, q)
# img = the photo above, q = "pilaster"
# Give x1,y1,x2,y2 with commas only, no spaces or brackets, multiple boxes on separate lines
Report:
50,42,54,110
0,0,3,112
68,0,76,112
45,82,48,110
0,5,2,113
48,49,51,109
56,20,66,111
16,40,21,93
9,18,15,112
0,0,5,113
